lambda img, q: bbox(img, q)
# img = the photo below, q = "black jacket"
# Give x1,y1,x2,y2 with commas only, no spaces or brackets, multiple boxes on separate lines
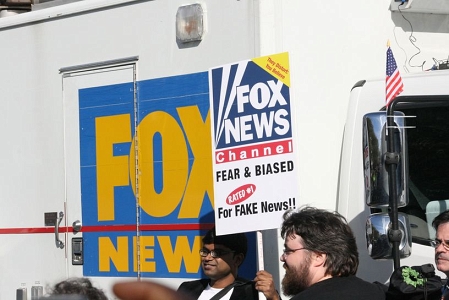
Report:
290,276,385,300
177,277,259,300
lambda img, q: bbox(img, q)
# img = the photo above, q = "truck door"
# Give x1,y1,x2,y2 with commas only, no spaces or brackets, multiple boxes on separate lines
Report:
61,57,138,283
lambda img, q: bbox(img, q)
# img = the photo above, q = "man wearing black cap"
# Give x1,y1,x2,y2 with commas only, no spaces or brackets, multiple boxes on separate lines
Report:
177,227,279,300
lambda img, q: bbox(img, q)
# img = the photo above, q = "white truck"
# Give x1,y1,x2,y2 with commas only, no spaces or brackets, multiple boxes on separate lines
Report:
1,0,449,299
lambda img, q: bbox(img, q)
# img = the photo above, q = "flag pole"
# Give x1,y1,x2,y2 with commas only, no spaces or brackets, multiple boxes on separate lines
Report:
385,40,404,270
386,40,390,116
385,41,404,107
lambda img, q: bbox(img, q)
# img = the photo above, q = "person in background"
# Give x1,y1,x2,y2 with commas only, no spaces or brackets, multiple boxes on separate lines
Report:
432,210,449,299
177,226,279,300
279,206,385,299
47,277,107,300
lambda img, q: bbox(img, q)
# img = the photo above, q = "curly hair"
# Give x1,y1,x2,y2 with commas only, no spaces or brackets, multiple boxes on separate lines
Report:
49,278,107,300
281,206,359,277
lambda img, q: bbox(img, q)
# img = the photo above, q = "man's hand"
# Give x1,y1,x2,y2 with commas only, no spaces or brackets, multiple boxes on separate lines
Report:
254,270,280,300
113,281,193,300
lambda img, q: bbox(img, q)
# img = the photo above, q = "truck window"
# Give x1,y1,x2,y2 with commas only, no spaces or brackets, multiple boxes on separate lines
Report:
398,104,449,245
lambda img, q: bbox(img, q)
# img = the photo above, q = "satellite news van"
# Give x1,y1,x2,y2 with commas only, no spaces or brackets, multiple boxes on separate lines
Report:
1,0,449,299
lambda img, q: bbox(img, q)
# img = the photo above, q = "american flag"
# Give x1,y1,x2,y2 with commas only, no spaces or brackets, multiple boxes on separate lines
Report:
386,47,404,106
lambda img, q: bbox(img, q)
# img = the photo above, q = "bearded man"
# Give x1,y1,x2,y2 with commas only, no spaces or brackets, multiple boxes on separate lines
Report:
279,206,385,300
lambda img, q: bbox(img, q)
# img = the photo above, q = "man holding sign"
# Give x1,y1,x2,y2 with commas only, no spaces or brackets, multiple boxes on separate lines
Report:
177,227,279,300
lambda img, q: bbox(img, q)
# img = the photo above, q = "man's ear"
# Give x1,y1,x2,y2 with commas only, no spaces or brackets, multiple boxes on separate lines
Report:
233,253,245,267
311,252,326,268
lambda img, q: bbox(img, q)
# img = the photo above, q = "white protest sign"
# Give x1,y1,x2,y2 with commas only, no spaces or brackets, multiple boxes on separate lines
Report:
209,52,299,235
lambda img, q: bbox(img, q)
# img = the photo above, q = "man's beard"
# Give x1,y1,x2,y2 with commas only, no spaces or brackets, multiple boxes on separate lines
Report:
281,256,311,296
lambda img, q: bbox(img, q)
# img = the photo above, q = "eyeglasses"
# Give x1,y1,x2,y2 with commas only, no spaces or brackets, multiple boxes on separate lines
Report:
199,249,235,258
431,239,449,251
282,247,308,257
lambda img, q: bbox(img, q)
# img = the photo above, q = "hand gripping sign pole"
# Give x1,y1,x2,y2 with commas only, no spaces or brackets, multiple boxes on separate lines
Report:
257,230,266,300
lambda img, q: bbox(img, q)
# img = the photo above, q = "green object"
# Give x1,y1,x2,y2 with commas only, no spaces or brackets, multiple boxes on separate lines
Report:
402,267,424,287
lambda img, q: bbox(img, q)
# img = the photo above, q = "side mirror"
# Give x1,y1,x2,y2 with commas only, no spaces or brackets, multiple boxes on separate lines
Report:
366,213,412,259
362,112,408,207
363,111,411,261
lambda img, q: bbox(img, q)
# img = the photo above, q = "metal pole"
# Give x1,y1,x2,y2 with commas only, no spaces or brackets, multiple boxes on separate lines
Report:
386,99,401,270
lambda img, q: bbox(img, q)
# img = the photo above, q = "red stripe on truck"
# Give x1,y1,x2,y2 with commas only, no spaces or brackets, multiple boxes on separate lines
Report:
0,223,214,234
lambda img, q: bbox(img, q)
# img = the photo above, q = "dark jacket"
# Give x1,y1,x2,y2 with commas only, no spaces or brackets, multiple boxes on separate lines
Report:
290,276,385,300
177,277,259,300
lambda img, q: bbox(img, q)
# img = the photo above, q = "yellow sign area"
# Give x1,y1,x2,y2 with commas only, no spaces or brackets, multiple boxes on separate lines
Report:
252,52,290,87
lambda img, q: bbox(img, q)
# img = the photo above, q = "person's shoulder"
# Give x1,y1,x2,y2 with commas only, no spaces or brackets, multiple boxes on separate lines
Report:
336,276,385,288
234,277,257,290
235,277,253,285
296,276,385,300
338,276,386,299
347,276,385,288
178,279,208,291
231,278,258,300
178,279,210,299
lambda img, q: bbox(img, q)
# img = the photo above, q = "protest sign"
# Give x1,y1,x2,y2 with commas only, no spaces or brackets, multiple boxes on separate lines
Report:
209,52,299,235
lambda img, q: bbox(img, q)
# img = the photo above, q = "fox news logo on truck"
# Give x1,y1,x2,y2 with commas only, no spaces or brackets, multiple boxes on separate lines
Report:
78,72,257,279
209,53,292,164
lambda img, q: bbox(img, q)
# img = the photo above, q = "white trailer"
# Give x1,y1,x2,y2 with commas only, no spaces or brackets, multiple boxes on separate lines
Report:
1,0,449,299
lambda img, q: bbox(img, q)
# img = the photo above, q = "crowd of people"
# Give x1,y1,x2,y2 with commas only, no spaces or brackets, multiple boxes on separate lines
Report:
45,206,449,300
